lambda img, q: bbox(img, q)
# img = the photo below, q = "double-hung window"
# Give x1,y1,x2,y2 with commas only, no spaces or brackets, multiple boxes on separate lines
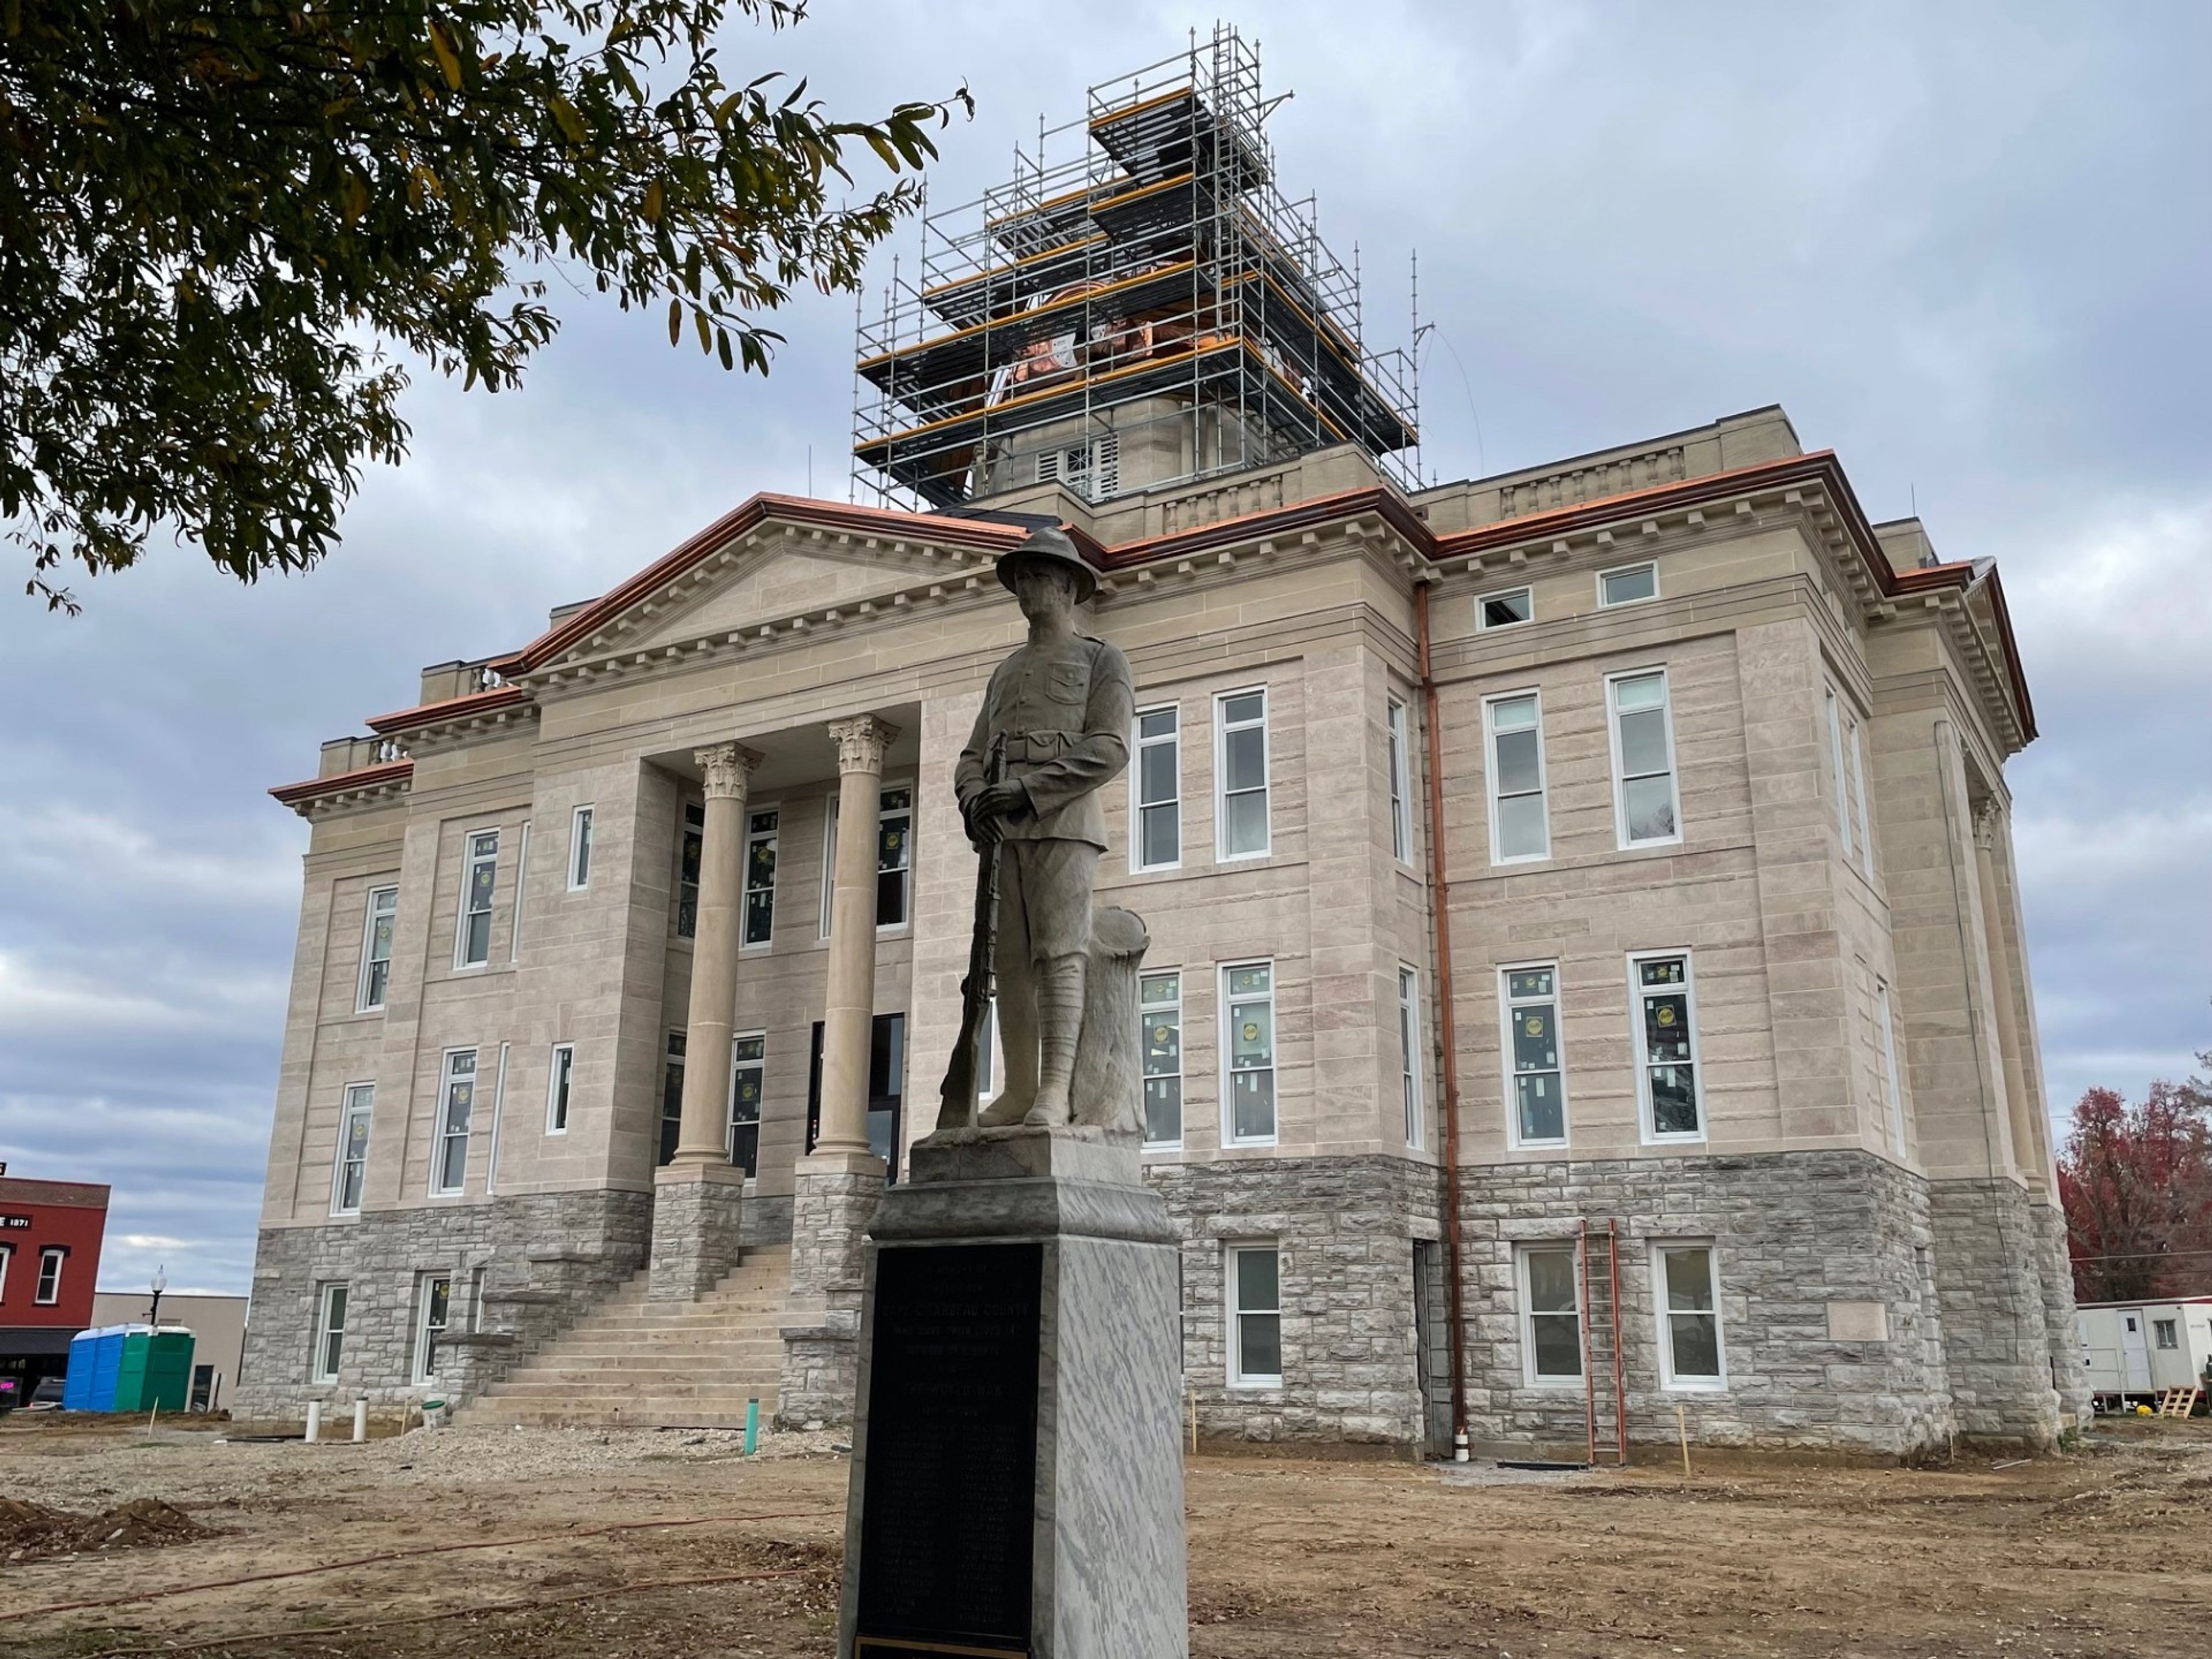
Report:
1386,700,1412,862
431,1049,477,1195
1484,692,1550,862
413,1275,450,1385
35,1247,64,1305
1519,1245,1582,1383
676,802,704,937
454,830,499,967
1221,961,1277,1144
1216,690,1270,860
1398,967,1423,1148
1847,721,1874,877
1502,966,1567,1146
729,1033,765,1175
1824,688,1854,858
1132,707,1181,870
1630,953,1703,1139
1654,1243,1725,1388
743,809,778,946
1140,972,1183,1148
821,787,914,934
1874,982,1907,1153
357,886,397,1012
658,1032,686,1165
1598,562,1658,607
1608,671,1680,848
0,1247,9,1300
568,805,594,891
313,1283,349,1382
1228,1244,1282,1387
333,1084,374,1214
546,1044,575,1135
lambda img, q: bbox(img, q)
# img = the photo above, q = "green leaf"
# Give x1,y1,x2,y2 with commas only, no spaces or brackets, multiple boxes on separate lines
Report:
668,296,683,346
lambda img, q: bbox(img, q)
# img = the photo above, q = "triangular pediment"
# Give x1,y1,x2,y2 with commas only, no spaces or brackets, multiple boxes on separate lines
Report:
618,542,943,653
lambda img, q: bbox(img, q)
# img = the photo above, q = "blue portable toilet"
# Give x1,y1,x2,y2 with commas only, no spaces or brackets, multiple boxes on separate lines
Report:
63,1327,102,1410
89,1325,140,1412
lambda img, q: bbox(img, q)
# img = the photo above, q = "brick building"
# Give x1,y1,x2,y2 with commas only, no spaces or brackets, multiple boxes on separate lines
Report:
0,1173,110,1404
237,35,2081,1456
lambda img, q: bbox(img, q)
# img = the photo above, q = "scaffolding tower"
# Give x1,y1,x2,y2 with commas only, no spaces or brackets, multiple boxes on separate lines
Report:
851,25,1419,510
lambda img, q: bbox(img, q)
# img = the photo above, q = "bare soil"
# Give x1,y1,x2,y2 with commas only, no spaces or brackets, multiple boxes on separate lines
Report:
3,1414,2208,1657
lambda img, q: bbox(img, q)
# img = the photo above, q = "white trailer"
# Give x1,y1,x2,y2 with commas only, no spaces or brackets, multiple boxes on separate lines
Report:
2076,1297,2212,1404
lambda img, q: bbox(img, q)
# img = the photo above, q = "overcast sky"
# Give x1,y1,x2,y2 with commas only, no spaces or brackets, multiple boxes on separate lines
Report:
3,1,2206,1296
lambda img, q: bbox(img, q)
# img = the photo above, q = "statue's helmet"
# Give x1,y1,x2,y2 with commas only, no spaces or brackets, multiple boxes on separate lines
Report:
995,524,1099,604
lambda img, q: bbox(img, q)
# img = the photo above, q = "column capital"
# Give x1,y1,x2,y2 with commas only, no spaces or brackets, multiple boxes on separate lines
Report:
695,742,764,802
827,714,900,777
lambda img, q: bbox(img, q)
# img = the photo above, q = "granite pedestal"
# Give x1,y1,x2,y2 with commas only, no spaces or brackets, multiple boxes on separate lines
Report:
838,1127,1188,1659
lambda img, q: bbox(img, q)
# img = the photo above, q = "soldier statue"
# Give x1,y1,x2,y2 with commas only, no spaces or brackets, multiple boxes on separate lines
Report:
952,526,1135,1128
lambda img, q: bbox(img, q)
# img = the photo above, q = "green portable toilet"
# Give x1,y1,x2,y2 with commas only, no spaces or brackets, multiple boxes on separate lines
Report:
112,1329,194,1413
112,1329,151,1411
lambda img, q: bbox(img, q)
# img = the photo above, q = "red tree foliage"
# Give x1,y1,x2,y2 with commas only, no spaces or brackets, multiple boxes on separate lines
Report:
2057,1058,2212,1302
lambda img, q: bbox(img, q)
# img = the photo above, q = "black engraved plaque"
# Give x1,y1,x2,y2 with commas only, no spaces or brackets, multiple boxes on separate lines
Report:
854,1241,1042,1656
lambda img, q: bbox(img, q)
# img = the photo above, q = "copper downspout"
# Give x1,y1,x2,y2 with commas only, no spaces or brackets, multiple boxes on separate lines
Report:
1415,581,1470,1450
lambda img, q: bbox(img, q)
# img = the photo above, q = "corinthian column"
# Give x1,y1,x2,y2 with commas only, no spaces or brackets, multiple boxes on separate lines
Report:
814,714,899,1160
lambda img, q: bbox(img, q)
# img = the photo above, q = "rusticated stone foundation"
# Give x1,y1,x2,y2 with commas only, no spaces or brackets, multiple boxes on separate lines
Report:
648,1161,746,1300
778,1153,884,1428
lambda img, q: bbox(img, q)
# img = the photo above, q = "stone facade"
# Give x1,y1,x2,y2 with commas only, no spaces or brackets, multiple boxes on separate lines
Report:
244,401,2076,1456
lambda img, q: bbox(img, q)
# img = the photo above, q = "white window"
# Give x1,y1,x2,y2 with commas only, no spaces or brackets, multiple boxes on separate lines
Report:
454,829,498,967
1386,699,1412,863
1598,562,1658,607
1607,671,1681,848
729,1032,764,1175
743,808,778,946
35,1247,64,1305
0,1246,9,1301
1227,1244,1282,1387
431,1048,478,1195
1140,972,1183,1148
357,886,397,1012
676,801,704,938
546,1044,575,1135
1824,688,1854,858
658,1031,685,1166
1502,965,1567,1146
1847,721,1874,877
1484,691,1550,863
1398,967,1423,1149
1874,982,1907,1153
1131,707,1181,871
1654,1243,1725,1388
2154,1318,2179,1350
312,1283,349,1382
1479,586,1533,629
332,1084,374,1214
567,805,594,891
412,1274,451,1385
822,786,914,934
1518,1244,1583,1384
1215,689,1270,860
1630,952,1703,1140
1221,961,1277,1145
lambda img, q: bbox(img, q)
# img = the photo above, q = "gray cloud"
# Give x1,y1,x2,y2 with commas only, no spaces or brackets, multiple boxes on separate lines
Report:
3,0,2205,1289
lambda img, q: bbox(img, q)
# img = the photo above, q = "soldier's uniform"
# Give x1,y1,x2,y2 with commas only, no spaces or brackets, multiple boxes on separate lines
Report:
955,550,1135,1124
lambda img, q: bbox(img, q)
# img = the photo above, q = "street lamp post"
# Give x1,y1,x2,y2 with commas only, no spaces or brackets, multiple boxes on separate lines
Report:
149,1265,166,1328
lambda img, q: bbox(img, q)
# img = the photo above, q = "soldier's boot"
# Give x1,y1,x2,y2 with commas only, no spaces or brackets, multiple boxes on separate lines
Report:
1023,952,1088,1127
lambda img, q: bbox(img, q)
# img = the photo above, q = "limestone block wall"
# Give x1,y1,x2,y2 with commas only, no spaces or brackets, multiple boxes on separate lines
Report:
1927,1178,2065,1446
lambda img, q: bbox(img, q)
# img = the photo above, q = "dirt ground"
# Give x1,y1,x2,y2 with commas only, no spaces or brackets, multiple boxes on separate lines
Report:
3,1413,2209,1658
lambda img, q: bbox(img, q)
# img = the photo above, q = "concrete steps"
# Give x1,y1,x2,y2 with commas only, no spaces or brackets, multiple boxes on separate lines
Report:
463,1247,791,1429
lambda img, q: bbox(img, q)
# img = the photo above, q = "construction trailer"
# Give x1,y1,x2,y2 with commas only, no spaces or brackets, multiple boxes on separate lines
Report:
2076,1298,2212,1403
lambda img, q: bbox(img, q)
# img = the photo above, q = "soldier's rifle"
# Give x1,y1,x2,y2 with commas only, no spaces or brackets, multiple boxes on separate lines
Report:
938,734,1007,1127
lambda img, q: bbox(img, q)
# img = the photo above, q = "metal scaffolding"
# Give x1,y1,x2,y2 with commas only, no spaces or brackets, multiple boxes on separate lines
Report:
850,24,1419,510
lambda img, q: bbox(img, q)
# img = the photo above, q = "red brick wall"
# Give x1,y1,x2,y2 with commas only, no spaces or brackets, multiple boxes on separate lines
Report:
0,1179,110,1329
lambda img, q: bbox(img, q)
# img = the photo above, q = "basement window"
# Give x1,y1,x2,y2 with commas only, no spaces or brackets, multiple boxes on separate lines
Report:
1480,587,1533,629
413,1275,450,1386
1519,1245,1583,1384
312,1283,349,1382
1228,1244,1282,1388
1654,1243,1725,1388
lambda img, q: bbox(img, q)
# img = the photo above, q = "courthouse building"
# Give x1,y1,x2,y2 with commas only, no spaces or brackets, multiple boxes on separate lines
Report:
238,34,2082,1456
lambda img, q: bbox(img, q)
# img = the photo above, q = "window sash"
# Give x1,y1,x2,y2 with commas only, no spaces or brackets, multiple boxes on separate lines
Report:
1132,706,1181,871
547,1045,574,1134
568,805,594,890
1598,562,1658,606
1847,721,1874,876
2154,1319,2179,1350
1824,689,1853,855
1215,690,1271,861
1875,984,1906,1153
743,808,778,947
1502,965,1567,1146
822,787,915,935
1139,972,1183,1148
1655,1245,1724,1386
1221,961,1277,1144
728,1032,765,1175
1485,692,1550,863
1608,672,1680,848
658,1031,686,1166
314,1285,347,1381
1387,700,1412,862
455,830,498,967
35,1248,64,1304
432,1050,477,1194
1228,1245,1282,1385
1630,954,1702,1139
1479,586,1533,630
334,1084,373,1213
676,801,704,938
358,886,397,1012
1399,967,1422,1148
1521,1247,1584,1382
414,1276,451,1384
